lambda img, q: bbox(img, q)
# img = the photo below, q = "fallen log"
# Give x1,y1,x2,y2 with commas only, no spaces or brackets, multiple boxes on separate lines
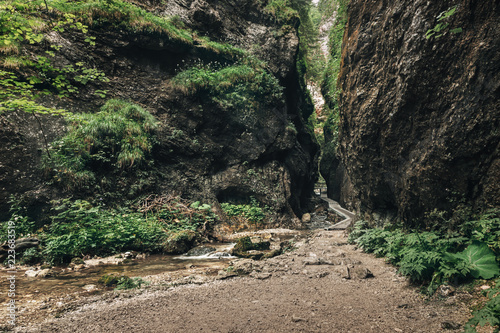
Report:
0,237,40,261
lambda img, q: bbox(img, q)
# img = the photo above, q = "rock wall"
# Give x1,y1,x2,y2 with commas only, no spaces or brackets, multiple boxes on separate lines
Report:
0,0,319,226
330,0,499,225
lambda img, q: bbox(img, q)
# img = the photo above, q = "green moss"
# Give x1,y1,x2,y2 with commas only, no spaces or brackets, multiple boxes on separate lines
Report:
171,62,283,115
163,230,197,254
264,0,299,24
46,0,193,45
98,273,120,286
233,236,270,252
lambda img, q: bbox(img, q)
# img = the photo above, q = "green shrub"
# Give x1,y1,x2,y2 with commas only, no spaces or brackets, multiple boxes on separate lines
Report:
264,0,299,24
45,99,158,192
171,62,283,114
42,199,167,264
464,278,500,332
461,209,500,255
115,276,149,290
140,195,217,234
221,197,269,224
348,215,500,293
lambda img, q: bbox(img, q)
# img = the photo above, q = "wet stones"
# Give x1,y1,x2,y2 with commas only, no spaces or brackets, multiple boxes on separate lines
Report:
24,268,55,278
186,246,217,257
163,230,197,254
302,257,337,265
232,236,272,260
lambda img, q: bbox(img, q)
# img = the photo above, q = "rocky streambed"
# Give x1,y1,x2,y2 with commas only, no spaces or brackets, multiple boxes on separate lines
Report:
8,227,473,333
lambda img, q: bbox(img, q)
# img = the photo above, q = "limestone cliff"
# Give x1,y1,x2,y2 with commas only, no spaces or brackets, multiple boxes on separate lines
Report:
328,0,499,226
0,0,319,226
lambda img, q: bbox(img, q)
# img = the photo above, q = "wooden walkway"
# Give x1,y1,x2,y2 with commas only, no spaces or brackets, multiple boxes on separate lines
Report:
320,193,355,230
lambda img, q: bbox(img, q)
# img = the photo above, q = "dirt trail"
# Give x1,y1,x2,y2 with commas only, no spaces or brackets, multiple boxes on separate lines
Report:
18,230,470,333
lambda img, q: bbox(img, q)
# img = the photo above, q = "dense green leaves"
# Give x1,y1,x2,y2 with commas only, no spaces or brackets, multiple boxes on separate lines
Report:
45,99,158,192
457,242,500,280
171,62,283,114
42,199,167,264
221,197,270,224
349,214,500,289
464,279,500,332
1,195,218,265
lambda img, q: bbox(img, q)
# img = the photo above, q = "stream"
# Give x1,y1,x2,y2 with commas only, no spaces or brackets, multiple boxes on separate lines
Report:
0,243,235,305
0,210,343,327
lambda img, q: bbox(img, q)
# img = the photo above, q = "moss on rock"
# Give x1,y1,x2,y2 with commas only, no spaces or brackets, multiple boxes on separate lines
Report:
162,230,197,254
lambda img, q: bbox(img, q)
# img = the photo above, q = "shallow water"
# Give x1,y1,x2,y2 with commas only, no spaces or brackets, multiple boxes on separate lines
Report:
0,243,233,304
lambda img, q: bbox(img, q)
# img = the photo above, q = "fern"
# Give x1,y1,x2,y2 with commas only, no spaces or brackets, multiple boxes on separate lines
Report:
464,278,500,332
348,219,500,290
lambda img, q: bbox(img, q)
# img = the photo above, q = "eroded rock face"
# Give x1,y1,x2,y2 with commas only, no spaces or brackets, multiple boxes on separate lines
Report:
330,0,499,225
0,0,318,225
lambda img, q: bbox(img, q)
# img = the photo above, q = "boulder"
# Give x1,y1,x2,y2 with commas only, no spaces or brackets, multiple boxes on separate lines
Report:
186,246,216,256
232,236,271,259
163,230,197,254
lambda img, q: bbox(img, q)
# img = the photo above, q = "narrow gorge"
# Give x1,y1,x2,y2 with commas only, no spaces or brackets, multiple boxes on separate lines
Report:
0,0,499,331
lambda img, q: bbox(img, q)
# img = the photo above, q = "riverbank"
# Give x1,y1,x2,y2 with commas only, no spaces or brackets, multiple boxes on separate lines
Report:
13,229,472,333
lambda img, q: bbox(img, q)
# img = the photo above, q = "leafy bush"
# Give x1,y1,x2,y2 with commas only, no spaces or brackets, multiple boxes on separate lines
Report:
0,197,37,243
45,99,158,192
42,199,167,264
0,194,218,265
464,278,500,332
115,276,149,290
221,197,269,224
264,0,299,24
461,209,500,255
138,195,217,234
171,62,283,113
348,215,500,293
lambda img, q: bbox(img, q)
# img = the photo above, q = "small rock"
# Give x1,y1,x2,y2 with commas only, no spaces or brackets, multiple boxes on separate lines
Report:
441,321,461,330
333,265,350,279
437,285,455,297
350,267,374,279
71,257,85,265
250,272,272,280
135,253,148,260
123,251,135,259
232,259,255,275
25,270,38,278
217,270,236,280
82,284,98,292
316,271,329,278
302,258,334,265
186,246,216,257
301,213,311,223
394,329,403,333
36,268,53,278
292,315,307,323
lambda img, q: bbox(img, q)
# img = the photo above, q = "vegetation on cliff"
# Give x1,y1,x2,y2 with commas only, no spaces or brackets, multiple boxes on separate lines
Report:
44,99,158,198
0,0,264,116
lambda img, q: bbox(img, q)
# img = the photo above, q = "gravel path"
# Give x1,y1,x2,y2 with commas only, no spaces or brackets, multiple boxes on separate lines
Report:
18,230,470,333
